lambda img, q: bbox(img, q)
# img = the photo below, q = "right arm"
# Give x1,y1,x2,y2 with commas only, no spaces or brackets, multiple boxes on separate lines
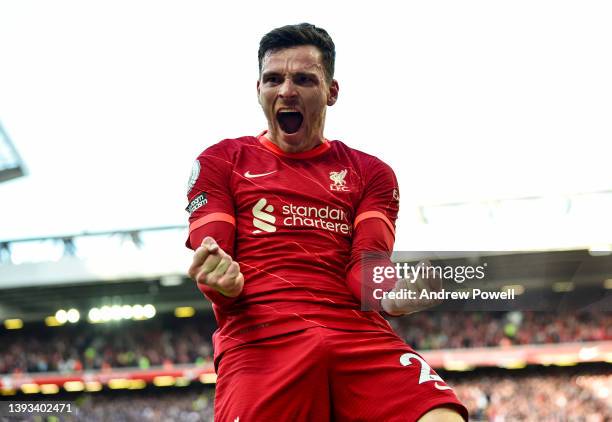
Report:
184,143,244,303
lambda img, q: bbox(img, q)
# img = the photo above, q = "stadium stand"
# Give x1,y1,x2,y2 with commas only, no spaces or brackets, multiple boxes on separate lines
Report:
0,368,609,421
452,368,611,421
70,388,216,422
393,310,612,350
0,317,215,374
0,311,610,375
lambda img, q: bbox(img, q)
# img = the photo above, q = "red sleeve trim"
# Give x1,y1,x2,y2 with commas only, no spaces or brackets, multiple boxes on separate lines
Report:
189,212,236,233
354,211,395,236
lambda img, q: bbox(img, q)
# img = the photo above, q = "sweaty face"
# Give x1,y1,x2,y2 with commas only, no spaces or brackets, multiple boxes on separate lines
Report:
257,45,338,153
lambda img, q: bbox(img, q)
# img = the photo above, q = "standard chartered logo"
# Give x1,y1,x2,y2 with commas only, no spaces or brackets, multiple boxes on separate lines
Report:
252,198,277,233
251,198,351,235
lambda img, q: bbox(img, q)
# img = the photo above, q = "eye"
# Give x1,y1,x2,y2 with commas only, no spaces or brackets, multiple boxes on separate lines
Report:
296,75,316,85
264,75,281,85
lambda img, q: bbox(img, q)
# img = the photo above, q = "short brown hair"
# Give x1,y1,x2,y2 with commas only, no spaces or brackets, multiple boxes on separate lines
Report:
258,23,336,83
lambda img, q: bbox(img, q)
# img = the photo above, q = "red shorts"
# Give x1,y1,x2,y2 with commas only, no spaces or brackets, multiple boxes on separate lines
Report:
215,327,468,421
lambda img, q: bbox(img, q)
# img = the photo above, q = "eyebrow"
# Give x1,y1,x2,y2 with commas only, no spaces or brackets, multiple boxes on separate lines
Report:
261,70,320,80
261,71,281,79
293,71,319,79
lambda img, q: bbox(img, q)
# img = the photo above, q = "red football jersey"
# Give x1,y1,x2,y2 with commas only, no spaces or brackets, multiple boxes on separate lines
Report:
186,132,400,362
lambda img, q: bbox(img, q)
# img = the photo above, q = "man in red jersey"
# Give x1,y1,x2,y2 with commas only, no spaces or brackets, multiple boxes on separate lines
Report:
186,23,467,422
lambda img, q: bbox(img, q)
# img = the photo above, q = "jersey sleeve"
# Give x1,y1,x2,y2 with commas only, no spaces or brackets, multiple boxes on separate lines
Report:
346,218,397,310
185,141,239,306
185,142,236,251
354,157,400,236
347,157,400,310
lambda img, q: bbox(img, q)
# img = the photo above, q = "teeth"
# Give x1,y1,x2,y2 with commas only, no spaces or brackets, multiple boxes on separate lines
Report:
278,109,299,113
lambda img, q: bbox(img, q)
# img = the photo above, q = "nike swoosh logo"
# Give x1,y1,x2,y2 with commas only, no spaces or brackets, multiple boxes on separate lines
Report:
434,382,452,391
244,170,277,178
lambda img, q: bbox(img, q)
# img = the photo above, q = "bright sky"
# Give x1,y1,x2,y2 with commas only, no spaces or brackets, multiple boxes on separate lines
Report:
1,0,611,251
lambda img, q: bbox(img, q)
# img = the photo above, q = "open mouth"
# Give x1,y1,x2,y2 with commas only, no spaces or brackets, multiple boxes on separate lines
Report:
276,110,303,134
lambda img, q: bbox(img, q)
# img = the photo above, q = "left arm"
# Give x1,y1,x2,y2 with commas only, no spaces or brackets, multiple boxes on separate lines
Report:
345,157,399,311
345,158,439,315
345,217,397,311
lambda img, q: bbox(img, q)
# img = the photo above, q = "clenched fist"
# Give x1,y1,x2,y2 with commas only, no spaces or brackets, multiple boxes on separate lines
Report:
188,236,244,298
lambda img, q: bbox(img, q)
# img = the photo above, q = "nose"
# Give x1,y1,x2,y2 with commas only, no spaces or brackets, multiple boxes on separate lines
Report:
278,78,297,100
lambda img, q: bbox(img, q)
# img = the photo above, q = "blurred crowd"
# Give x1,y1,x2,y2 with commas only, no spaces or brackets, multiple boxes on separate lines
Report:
4,389,216,422
454,373,611,421
0,310,610,375
72,389,215,422
0,319,215,375
391,310,611,350
5,373,610,422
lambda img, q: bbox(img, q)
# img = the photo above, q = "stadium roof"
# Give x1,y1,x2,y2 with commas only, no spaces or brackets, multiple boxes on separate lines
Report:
0,122,25,183
0,248,610,323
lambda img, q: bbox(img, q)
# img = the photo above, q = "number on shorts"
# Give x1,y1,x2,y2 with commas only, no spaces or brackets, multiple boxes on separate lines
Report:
399,352,443,385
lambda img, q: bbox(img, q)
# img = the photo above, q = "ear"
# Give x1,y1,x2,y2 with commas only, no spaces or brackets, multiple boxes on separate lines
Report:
327,79,339,106
256,80,262,105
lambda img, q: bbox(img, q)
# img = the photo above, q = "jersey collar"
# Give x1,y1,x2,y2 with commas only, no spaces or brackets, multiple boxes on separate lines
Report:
257,131,331,159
